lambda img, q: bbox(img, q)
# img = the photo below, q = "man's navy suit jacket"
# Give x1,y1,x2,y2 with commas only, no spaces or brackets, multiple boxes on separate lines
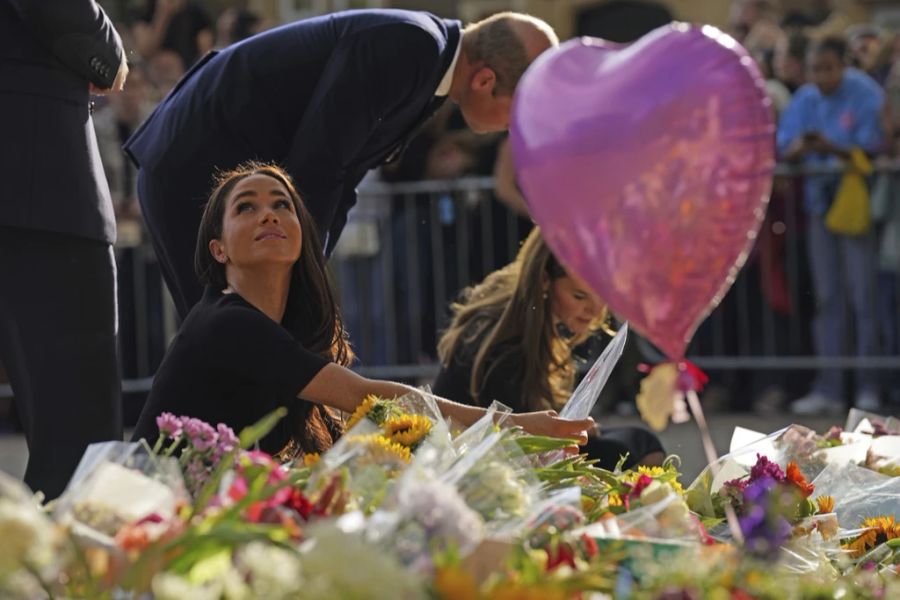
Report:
125,9,461,255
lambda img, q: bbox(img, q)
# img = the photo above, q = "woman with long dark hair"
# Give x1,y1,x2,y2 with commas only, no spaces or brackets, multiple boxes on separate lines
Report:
434,228,664,469
132,163,593,455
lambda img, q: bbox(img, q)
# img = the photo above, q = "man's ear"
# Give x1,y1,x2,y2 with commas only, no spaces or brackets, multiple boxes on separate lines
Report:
471,65,497,92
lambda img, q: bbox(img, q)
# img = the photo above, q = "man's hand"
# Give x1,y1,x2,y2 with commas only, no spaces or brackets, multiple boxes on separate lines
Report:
89,54,129,95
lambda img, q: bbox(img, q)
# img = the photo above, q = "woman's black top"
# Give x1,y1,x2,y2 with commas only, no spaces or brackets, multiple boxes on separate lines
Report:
132,286,330,453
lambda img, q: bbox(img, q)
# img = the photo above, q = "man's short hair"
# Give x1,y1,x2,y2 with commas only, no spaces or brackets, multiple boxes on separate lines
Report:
811,35,847,63
464,13,542,96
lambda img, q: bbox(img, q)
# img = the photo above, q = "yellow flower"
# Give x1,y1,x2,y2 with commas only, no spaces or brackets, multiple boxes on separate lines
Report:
843,516,900,558
815,495,835,514
636,466,665,477
489,583,566,600
607,492,624,507
302,453,320,468
346,395,379,430
383,414,433,448
634,465,685,495
346,434,411,464
878,464,900,477
744,570,763,587
433,566,480,600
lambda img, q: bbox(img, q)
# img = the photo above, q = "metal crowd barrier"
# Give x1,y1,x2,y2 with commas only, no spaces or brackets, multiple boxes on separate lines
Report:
2,163,899,401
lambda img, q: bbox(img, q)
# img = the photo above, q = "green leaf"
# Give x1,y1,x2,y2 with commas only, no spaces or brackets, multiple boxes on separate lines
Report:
699,516,725,530
238,408,288,449
191,447,239,516
514,435,579,454
187,547,233,585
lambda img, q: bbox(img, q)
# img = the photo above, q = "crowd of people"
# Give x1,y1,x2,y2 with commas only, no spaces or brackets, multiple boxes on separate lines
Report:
715,0,900,416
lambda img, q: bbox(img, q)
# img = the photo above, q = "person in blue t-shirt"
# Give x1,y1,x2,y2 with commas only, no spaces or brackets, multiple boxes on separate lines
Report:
776,35,886,416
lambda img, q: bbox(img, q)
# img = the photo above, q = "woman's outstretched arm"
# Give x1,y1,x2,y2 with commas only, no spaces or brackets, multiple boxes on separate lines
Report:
299,364,594,443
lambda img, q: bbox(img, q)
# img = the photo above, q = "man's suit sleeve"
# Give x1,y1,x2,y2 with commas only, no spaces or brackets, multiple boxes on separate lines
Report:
283,23,441,252
7,0,124,89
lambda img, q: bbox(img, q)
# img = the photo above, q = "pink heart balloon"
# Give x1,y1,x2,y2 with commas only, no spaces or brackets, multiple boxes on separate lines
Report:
511,24,775,360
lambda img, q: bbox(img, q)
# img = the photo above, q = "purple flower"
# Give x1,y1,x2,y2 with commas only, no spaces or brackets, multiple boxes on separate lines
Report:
216,423,239,454
156,412,183,439
183,418,218,452
723,477,748,494
825,426,843,441
871,421,889,437
749,454,785,483
739,476,792,561
184,455,210,494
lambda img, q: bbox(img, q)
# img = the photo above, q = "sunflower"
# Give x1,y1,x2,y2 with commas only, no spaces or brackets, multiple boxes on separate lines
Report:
634,465,685,495
346,434,412,464
815,495,834,514
383,414,433,448
433,566,480,600
843,515,900,558
346,395,379,430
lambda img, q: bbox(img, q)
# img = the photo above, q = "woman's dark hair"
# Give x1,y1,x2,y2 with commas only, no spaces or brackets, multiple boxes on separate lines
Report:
195,161,352,454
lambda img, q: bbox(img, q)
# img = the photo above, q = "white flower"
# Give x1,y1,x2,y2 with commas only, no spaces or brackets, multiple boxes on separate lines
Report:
0,497,58,578
234,541,304,599
459,461,530,521
0,571,45,600
300,521,425,600
151,572,223,600
396,479,484,551
220,566,252,600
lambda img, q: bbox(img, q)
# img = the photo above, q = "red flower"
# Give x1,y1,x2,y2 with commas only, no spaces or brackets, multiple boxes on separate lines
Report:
785,461,814,498
545,541,577,571
623,473,654,510
284,487,314,520
691,514,717,546
580,534,599,559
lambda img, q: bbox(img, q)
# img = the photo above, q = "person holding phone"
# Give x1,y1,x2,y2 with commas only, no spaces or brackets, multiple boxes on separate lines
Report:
777,35,886,415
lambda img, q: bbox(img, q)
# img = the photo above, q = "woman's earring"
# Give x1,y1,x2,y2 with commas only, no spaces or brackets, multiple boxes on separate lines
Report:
542,291,549,300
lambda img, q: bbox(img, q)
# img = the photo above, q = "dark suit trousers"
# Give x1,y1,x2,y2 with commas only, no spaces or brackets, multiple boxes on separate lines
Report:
0,226,122,499
137,169,208,318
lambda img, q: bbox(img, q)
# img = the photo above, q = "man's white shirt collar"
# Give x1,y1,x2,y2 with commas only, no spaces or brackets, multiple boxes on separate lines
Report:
435,32,462,97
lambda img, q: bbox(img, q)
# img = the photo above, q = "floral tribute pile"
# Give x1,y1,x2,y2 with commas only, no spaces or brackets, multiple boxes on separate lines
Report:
1,395,898,599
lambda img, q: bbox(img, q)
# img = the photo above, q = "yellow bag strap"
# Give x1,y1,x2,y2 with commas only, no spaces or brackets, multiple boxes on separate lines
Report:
847,147,874,175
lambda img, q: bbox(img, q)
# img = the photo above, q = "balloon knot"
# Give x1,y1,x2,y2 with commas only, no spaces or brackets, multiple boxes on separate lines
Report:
675,360,708,393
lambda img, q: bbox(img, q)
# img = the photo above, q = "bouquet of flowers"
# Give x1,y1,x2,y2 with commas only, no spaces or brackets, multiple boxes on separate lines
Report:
0,471,66,600
307,392,446,514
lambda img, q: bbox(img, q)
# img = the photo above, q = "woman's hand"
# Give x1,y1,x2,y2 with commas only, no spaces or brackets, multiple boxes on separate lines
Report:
509,411,595,445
